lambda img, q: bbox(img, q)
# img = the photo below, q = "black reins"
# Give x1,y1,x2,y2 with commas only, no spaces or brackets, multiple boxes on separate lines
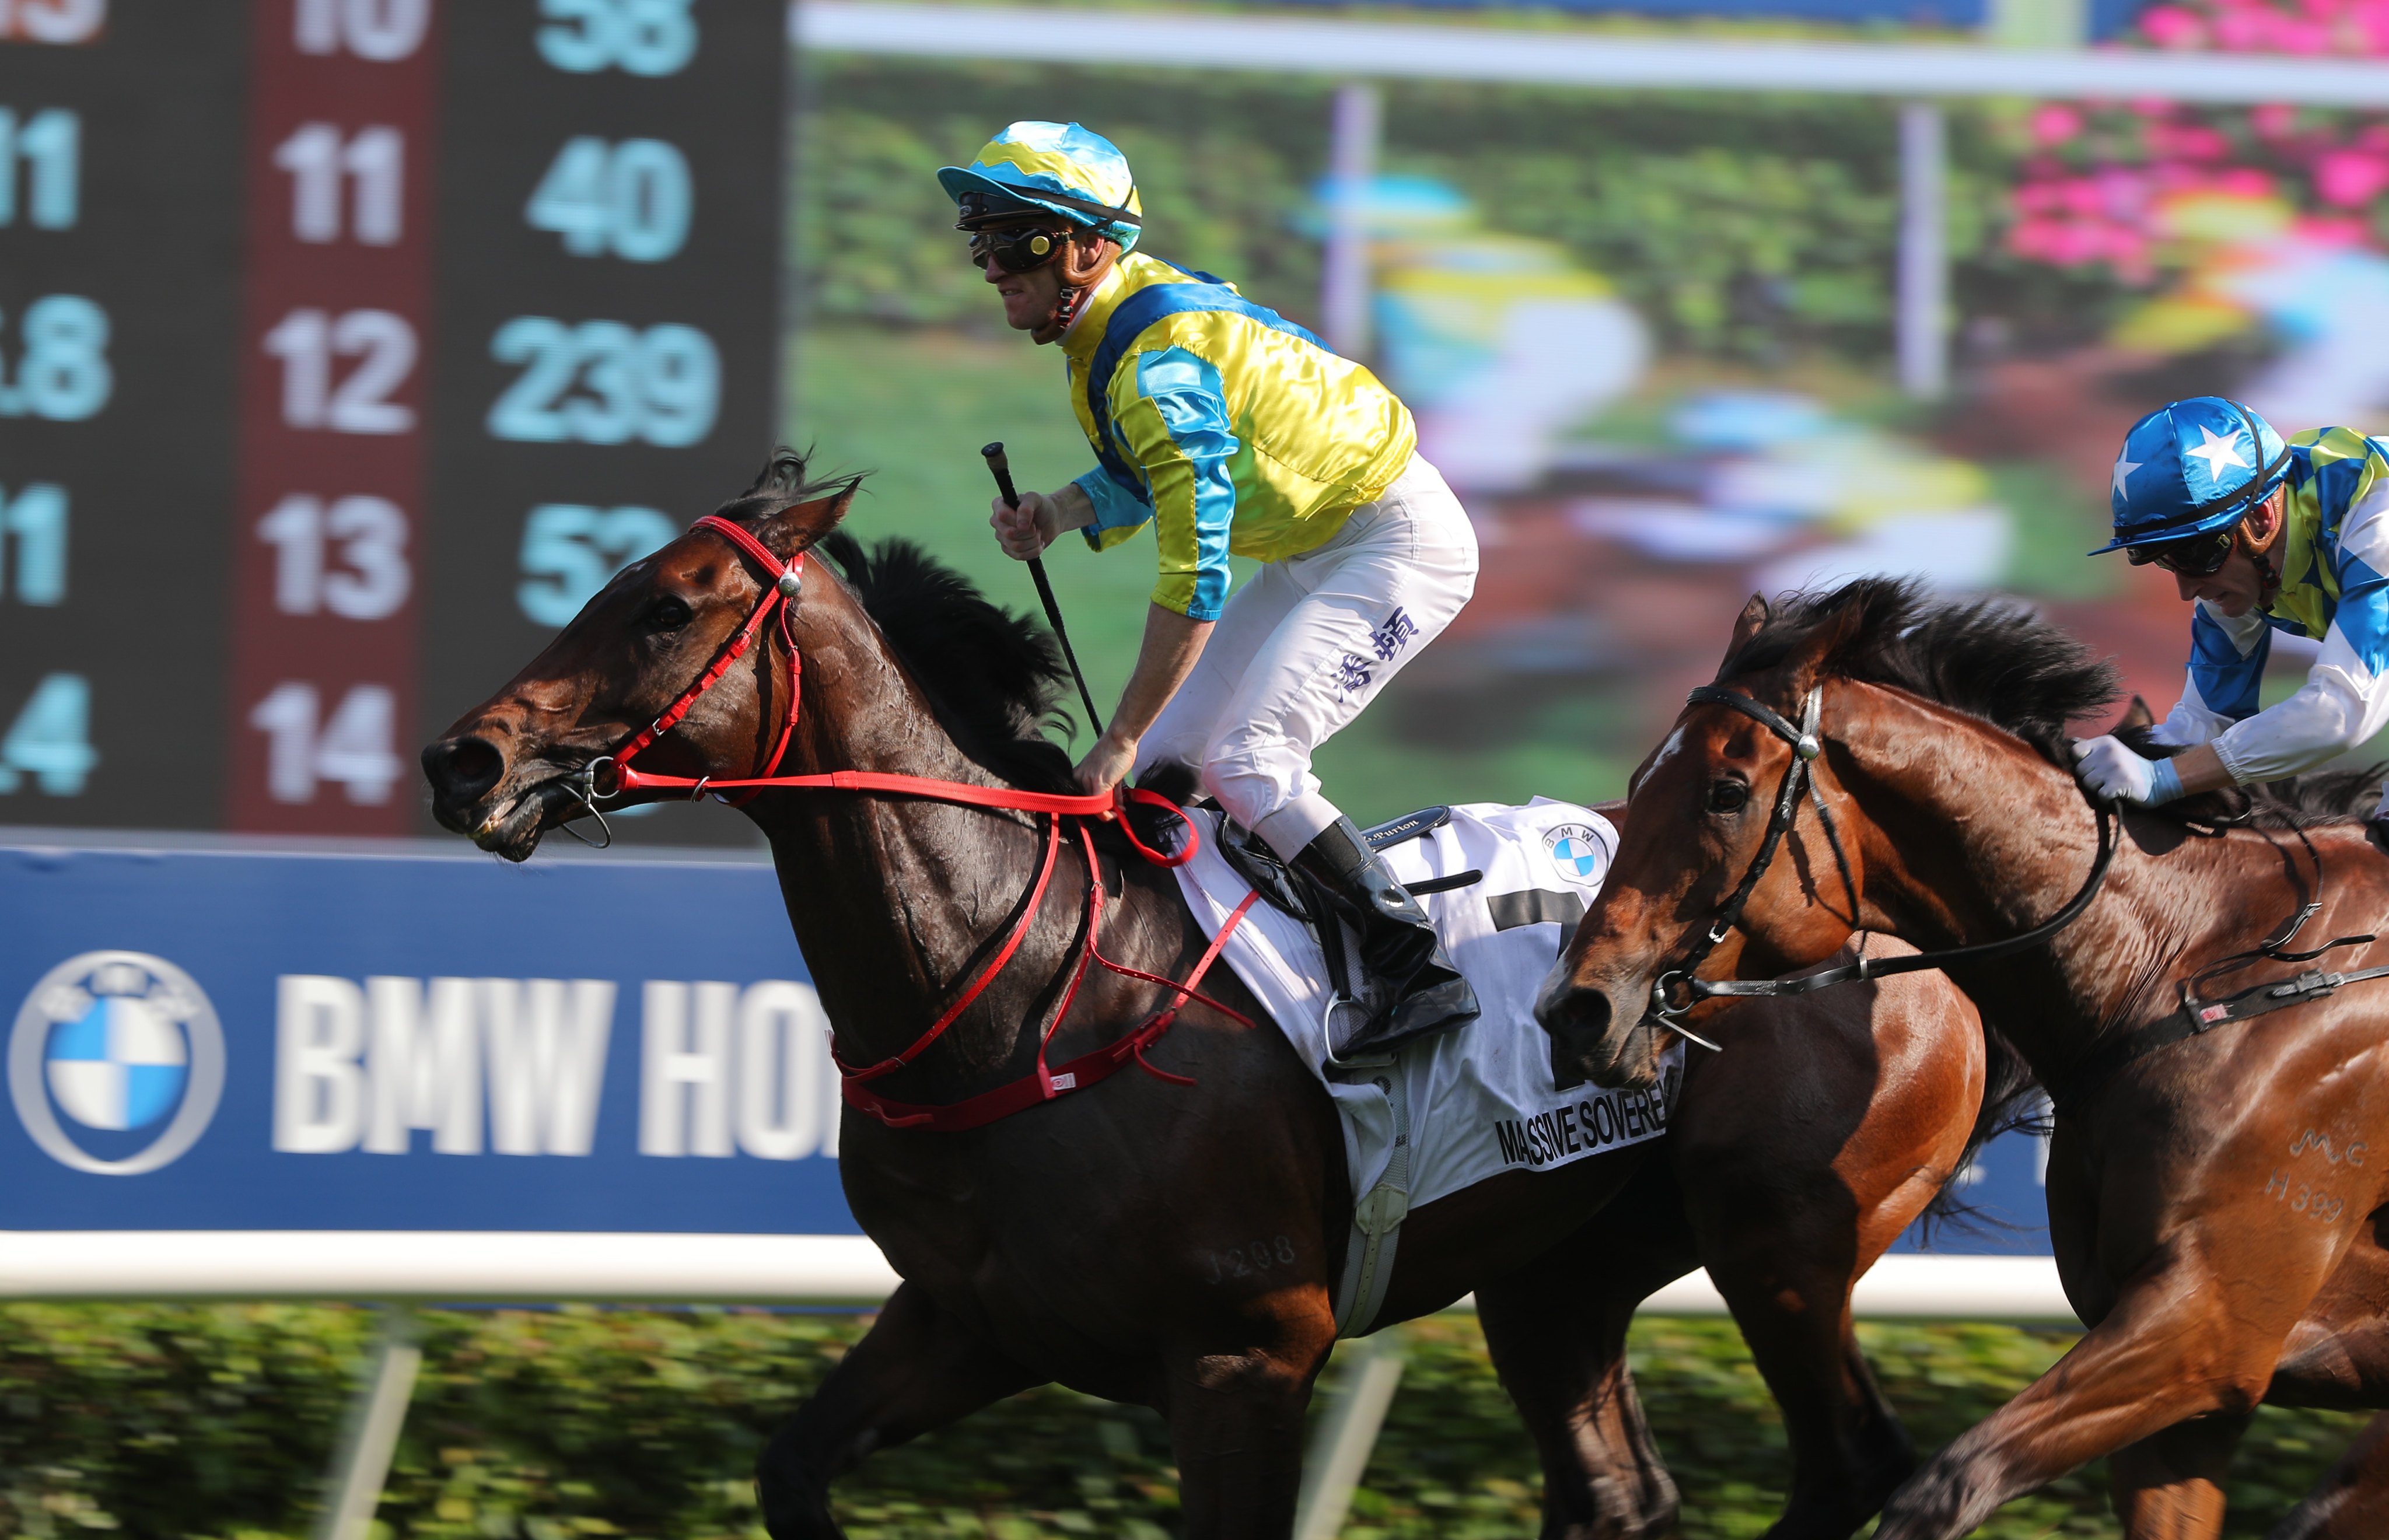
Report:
2049,813,2383,1107
1646,682,2118,1046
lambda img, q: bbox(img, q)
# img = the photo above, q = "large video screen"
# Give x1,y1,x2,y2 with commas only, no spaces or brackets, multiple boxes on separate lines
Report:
0,0,783,841
787,41,2388,826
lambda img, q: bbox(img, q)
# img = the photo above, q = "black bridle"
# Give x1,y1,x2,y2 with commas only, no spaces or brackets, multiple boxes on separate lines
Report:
1645,681,2118,1047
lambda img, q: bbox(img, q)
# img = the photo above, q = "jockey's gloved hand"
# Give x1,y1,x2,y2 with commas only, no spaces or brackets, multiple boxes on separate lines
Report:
2072,735,2185,805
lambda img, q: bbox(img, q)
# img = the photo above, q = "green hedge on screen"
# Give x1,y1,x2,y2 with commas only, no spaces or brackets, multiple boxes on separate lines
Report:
793,57,2126,360
0,1304,2371,1539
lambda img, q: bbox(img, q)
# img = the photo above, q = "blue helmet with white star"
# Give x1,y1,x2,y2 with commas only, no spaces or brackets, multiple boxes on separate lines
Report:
2093,396,2291,555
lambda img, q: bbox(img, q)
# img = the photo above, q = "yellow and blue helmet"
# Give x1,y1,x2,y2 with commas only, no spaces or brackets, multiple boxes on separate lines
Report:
938,121,1143,252
2093,396,2292,555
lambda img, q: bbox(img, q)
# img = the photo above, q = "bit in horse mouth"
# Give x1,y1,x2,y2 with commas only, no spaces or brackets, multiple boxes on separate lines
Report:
465,775,569,856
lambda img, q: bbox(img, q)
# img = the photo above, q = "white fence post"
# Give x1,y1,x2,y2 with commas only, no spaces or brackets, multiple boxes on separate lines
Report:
314,1305,424,1540
1321,80,1383,360
1293,1325,1408,1540
1896,99,1948,401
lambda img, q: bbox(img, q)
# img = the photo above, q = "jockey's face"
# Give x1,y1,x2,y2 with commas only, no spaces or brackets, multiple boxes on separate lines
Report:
975,219,1068,332
973,219,1119,342
2175,487,2289,617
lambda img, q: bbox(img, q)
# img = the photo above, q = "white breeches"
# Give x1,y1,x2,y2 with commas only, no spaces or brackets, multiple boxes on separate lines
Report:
1134,453,1479,859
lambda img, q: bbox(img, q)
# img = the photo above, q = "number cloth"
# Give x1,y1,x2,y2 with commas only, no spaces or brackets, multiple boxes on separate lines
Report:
2157,427,2389,785
1063,251,1419,621
1170,794,1683,1338
1134,456,1478,859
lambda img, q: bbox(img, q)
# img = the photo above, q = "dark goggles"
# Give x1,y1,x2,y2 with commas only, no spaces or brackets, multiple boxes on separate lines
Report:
2126,523,2239,578
966,225,1067,274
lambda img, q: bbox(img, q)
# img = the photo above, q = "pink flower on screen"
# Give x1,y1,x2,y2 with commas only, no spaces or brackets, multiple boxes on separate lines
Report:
2140,4,2208,44
2313,148,2389,204
2031,105,2085,145
2216,166,2280,197
2296,213,2372,243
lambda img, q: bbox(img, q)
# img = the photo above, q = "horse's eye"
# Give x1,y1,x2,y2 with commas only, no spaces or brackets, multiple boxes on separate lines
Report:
646,595,693,633
1706,778,1750,814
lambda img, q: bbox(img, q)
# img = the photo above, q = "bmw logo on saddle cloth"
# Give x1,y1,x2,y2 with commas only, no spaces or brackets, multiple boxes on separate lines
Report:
1545,824,1606,881
2096,395,2293,553
8,951,226,1175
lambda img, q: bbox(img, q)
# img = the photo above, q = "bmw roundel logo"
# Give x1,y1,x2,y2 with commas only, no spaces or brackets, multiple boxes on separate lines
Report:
8,951,225,1175
1544,823,1610,885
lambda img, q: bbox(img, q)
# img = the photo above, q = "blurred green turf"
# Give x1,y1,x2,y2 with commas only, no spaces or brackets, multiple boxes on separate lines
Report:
2,1304,2372,1538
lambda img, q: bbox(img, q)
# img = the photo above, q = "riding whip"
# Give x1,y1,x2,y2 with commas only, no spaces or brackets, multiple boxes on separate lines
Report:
983,442,1106,737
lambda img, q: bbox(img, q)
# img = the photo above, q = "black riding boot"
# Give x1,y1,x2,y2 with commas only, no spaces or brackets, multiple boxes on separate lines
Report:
1292,816,1479,1052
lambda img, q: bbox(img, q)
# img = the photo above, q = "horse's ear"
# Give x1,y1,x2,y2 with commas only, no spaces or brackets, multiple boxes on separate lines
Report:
1783,586,1879,690
764,478,862,554
2118,694,2156,730
1720,593,1769,671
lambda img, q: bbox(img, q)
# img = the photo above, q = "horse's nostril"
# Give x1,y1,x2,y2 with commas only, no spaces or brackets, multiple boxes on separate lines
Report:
1563,985,1613,1040
424,736,505,803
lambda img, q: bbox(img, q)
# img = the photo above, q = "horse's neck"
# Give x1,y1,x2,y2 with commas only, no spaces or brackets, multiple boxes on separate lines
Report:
746,600,1076,1087
1842,691,2198,1062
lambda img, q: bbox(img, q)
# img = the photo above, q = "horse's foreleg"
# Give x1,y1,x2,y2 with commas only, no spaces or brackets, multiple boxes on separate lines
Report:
2263,1239,2389,1538
756,1281,1043,1540
2108,1410,2255,1539
1162,1291,1339,1540
1700,1198,1915,1540
2268,1411,2389,1539
1870,1256,2307,1540
1477,1156,1690,1540
1678,971,1971,1540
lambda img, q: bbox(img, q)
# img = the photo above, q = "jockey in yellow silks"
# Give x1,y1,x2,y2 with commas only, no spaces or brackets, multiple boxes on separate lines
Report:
940,120,1481,1050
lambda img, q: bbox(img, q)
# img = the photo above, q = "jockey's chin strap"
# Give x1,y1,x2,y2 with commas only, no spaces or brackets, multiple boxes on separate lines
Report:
1646,681,2117,1047
572,513,1247,1133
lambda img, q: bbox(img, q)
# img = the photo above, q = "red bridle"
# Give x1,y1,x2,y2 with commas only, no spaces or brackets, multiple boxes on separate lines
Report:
583,514,1254,1132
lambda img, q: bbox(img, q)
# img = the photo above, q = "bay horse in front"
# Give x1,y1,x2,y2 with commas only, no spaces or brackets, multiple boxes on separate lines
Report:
424,456,2017,1539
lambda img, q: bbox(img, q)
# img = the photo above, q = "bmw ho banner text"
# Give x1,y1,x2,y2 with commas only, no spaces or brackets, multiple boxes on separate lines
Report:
0,844,854,1234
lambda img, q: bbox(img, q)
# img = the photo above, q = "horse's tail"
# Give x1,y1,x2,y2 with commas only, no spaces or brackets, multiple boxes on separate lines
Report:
1915,1024,2044,1236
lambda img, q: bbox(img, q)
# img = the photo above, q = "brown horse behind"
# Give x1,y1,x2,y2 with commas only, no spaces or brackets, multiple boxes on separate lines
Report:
422,458,2013,1538
1540,578,2389,1538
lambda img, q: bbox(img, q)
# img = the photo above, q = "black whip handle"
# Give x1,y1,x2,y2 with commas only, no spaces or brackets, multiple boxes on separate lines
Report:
983,442,1105,738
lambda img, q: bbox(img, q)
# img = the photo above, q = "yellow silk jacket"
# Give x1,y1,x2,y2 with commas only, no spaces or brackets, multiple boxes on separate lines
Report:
1064,253,1416,620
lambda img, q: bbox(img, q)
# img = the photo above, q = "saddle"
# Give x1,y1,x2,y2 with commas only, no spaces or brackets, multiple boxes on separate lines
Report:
1215,806,1484,1004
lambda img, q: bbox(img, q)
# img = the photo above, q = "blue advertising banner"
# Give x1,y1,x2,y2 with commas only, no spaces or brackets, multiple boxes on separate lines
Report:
1,840,2054,1259
1896,1122,2053,1258
1,844,855,1236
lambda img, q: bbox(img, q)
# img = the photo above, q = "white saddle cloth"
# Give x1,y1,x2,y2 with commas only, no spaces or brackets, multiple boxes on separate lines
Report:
1174,797,1685,1220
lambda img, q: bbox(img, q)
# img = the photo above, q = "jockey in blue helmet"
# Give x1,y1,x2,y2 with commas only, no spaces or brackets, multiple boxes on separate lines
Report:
2075,396,2389,817
940,120,1483,1051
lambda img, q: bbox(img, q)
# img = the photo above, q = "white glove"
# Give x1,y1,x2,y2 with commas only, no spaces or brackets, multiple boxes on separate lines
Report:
2144,716,2193,748
2072,735,2184,804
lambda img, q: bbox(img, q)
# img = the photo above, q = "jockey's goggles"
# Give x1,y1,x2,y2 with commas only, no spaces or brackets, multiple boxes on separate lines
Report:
966,225,1069,275
2127,523,2239,578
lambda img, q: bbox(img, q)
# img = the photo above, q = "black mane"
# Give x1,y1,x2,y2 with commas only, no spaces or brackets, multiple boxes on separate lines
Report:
817,533,1078,791
712,451,1077,793
1723,577,2119,765
1727,575,2383,827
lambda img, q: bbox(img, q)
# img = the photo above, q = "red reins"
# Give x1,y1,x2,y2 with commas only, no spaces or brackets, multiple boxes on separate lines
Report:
591,514,1249,1132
